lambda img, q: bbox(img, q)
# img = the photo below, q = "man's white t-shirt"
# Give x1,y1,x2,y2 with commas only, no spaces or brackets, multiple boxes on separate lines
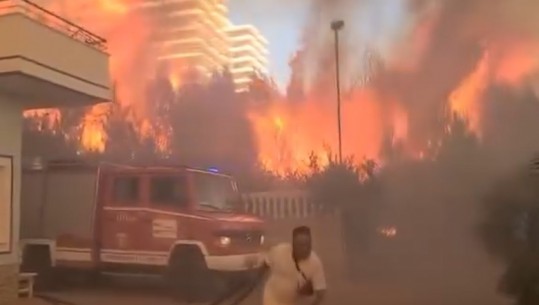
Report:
263,243,326,305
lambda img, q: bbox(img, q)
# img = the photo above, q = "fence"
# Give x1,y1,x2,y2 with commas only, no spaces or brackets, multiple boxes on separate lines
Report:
0,0,106,51
242,190,346,276
242,190,322,219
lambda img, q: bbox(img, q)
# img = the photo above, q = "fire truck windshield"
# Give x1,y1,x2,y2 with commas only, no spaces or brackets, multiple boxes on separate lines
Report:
192,172,239,212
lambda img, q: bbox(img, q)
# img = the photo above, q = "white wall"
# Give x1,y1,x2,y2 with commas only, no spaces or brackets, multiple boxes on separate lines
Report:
0,95,22,265
0,13,110,101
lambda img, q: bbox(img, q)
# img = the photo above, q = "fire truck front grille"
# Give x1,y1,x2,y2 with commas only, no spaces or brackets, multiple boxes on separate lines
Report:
218,230,263,247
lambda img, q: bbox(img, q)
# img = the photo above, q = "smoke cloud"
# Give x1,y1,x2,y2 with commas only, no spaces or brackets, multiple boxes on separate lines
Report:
277,0,539,166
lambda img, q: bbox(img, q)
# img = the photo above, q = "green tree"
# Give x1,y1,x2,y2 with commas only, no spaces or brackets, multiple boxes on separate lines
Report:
305,155,362,212
480,166,539,305
305,156,380,277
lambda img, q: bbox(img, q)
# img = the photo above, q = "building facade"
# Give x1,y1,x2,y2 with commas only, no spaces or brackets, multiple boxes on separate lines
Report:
0,1,110,301
225,24,269,92
136,0,230,77
40,0,270,90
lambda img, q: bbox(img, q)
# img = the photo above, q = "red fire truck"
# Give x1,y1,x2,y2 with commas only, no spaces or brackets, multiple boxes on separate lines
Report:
19,160,265,300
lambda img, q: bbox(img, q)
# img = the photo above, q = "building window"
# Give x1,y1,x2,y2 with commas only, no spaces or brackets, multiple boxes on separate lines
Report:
112,177,139,204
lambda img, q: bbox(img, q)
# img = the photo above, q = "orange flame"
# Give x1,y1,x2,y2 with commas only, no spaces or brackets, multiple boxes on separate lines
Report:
98,0,128,15
493,42,539,86
138,119,172,155
24,0,173,155
449,42,539,136
22,1,539,177
449,51,490,135
23,109,62,133
249,88,409,175
169,74,181,92
79,104,110,153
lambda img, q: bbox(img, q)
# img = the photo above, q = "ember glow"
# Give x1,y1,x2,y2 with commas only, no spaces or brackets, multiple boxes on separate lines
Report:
98,0,128,15
378,226,397,238
79,103,110,153
449,52,490,136
23,0,539,176
169,74,181,92
23,109,62,133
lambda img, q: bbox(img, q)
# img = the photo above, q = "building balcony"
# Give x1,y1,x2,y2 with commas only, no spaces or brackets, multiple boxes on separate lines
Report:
159,37,227,68
0,0,111,109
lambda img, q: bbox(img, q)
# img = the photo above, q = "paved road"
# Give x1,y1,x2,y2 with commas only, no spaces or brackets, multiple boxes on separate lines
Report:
33,283,511,305
28,247,512,305
30,269,510,305
24,217,512,305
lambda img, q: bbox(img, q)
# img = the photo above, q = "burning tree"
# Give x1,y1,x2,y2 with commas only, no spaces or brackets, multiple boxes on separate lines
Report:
167,69,258,176
22,64,267,189
302,113,490,281
21,0,539,183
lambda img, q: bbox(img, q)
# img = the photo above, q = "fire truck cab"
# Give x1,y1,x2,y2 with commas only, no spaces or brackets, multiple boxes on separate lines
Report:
20,160,265,300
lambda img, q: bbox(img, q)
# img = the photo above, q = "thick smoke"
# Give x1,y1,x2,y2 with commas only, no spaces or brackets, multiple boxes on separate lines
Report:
300,0,416,91
288,1,539,303
291,0,539,161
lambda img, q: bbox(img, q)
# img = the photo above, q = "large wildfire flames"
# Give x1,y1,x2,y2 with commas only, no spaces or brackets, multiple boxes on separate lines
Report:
24,0,539,176
25,0,171,154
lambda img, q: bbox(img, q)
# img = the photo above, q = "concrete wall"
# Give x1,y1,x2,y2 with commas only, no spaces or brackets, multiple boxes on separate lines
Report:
0,13,110,101
0,264,17,304
0,95,22,302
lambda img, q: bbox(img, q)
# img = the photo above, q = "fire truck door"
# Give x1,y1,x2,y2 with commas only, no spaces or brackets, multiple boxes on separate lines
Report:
99,174,146,262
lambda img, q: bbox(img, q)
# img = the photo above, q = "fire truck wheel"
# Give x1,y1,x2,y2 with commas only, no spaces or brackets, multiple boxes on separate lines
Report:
21,245,59,290
167,247,214,302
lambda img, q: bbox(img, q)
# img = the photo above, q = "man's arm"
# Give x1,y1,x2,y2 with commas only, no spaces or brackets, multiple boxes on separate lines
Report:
310,255,327,305
311,290,326,305
254,245,274,269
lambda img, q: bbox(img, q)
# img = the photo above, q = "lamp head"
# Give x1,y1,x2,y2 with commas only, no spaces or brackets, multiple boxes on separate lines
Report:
331,20,345,31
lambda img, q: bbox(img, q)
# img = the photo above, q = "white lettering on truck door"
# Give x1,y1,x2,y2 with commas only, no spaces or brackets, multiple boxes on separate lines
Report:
152,219,177,239
116,233,128,249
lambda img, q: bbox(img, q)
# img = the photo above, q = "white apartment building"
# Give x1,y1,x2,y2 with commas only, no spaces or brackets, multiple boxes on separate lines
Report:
136,0,230,76
225,24,269,92
41,0,270,90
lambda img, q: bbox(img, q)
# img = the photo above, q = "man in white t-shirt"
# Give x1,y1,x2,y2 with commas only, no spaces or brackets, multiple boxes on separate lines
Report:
262,226,327,305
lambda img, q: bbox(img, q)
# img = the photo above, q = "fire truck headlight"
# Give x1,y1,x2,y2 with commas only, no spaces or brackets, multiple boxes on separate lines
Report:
260,235,265,245
219,236,231,247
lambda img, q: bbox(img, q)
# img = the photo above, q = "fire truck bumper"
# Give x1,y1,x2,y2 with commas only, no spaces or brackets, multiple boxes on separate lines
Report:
205,252,264,272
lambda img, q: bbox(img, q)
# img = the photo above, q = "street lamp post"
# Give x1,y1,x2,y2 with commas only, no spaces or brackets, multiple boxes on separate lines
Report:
331,20,344,164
